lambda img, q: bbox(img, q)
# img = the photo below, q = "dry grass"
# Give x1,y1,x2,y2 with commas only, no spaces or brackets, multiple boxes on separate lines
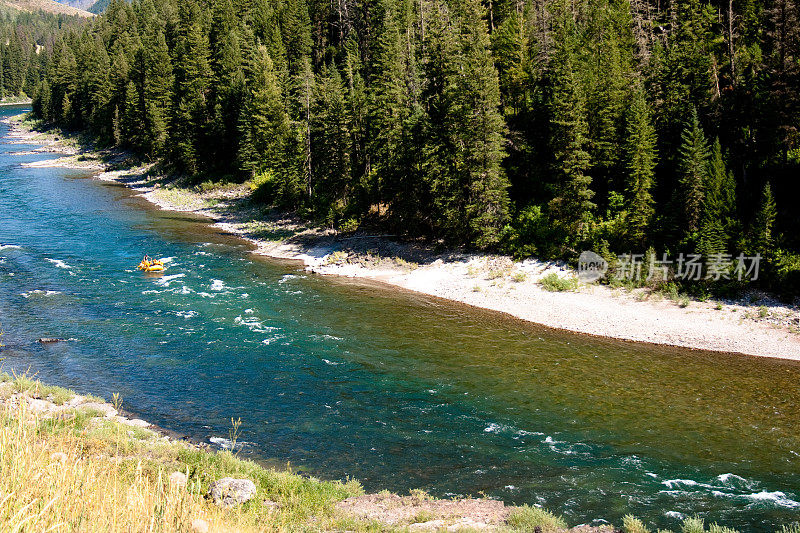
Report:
0,374,375,532
0,0,93,17
0,404,232,531
0,401,265,532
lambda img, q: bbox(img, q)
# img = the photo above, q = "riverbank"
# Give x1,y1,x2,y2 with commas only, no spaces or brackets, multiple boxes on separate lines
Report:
6,113,800,360
0,98,32,106
6,372,795,532
2,371,624,531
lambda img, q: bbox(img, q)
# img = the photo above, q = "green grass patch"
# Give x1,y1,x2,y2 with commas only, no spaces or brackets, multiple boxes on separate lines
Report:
539,272,579,292
507,504,567,531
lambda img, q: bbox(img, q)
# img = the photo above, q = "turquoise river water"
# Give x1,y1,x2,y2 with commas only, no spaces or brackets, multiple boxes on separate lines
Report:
1,104,799,530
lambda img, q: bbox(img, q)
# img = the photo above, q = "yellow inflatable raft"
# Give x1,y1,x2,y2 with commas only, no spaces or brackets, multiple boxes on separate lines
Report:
137,258,165,272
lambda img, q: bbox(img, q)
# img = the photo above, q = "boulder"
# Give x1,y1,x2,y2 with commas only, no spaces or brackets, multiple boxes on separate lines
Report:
26,397,54,414
208,478,257,507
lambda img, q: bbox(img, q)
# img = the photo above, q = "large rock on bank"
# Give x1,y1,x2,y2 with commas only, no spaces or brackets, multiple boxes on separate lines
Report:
208,478,257,507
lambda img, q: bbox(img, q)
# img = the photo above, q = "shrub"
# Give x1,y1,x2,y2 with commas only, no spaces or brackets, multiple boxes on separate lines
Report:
338,217,359,233
487,269,506,280
767,249,800,301
663,282,680,300
248,170,277,203
324,250,349,265
507,505,568,532
503,205,559,260
682,517,706,533
249,170,303,208
539,272,579,292
623,514,650,533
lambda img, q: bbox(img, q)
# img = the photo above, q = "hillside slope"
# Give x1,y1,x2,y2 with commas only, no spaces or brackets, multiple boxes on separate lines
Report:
1,0,93,17
51,0,95,10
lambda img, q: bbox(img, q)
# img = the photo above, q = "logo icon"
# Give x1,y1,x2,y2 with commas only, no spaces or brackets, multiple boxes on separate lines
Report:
578,251,608,282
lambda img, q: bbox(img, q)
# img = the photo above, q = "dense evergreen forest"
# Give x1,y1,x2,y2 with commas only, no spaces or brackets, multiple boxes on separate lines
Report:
28,0,800,297
0,9,83,99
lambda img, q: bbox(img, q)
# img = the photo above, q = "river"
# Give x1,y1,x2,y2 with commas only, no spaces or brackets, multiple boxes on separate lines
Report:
1,104,798,531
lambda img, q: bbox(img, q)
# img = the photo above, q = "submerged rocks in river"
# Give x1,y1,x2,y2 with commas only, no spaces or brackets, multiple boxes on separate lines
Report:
208,478,257,506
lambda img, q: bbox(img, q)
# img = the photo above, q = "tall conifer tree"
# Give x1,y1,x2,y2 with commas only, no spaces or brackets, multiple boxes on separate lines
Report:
623,83,657,248
677,108,709,237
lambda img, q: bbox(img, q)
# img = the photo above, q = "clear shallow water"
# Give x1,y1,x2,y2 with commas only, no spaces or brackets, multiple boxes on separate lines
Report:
1,105,799,531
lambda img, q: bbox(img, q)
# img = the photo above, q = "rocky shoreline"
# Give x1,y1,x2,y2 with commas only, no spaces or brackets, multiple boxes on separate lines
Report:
5,113,800,360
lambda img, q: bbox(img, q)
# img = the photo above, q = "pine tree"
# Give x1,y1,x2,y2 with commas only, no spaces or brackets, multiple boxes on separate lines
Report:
85,38,113,141
659,0,713,127
677,108,709,236
765,0,800,162
368,2,421,228
251,0,288,84
751,182,777,255
311,64,351,221
343,37,368,211
547,0,594,243
419,0,509,246
169,0,211,172
368,6,409,200
491,10,528,114
121,80,141,149
585,0,633,193
281,0,313,77
32,79,52,120
4,32,23,96
623,83,657,248
698,138,732,256
238,46,299,204
454,0,509,247
294,56,315,200
110,47,131,146
419,0,460,237
24,47,41,96
52,42,77,124
140,31,173,156
209,0,245,171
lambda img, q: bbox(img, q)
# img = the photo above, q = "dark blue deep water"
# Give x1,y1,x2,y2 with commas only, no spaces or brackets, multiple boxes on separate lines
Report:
2,104,800,531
